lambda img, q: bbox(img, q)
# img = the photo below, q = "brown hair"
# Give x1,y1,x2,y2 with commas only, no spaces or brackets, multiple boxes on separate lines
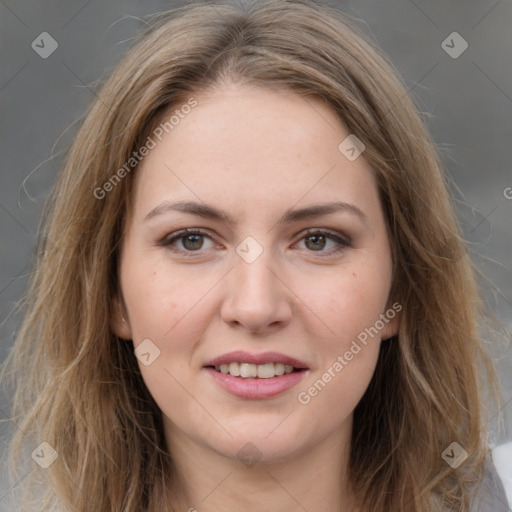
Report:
0,0,501,510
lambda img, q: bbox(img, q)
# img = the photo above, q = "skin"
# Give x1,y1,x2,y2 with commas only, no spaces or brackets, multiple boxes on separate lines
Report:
112,82,400,512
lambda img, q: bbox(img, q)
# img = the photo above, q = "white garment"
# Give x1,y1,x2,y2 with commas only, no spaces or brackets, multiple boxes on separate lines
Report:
471,447,511,511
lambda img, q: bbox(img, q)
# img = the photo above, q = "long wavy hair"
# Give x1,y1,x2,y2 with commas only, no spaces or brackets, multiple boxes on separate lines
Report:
0,0,502,510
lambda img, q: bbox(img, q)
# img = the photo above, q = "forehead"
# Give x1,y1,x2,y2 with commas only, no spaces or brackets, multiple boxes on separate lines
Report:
131,84,378,221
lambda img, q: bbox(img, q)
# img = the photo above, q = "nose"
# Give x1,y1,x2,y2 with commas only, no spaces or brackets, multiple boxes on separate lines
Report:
220,247,292,334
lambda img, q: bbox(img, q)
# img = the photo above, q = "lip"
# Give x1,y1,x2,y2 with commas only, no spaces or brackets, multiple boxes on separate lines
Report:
203,351,309,369
203,351,310,400
204,367,308,399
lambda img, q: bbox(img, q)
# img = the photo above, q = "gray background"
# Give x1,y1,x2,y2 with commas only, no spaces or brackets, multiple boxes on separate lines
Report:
1,0,511,507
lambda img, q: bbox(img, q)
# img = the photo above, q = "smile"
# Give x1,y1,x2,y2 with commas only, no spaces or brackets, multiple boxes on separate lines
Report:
203,351,309,399
213,362,301,378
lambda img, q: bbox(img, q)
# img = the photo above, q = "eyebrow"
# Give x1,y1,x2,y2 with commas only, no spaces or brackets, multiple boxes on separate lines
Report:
143,199,367,226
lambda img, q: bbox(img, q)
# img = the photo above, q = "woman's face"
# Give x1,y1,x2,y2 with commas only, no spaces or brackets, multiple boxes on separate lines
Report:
113,83,399,464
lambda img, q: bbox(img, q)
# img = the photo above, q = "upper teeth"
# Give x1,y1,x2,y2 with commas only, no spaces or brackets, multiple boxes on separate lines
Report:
215,362,295,378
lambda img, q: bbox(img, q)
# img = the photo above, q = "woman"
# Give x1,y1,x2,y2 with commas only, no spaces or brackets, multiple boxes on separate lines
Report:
1,0,508,510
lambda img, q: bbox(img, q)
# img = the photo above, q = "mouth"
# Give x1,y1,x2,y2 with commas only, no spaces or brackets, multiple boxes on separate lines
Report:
202,351,309,399
207,362,305,379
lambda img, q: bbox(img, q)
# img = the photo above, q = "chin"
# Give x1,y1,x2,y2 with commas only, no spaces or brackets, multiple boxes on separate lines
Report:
201,419,312,465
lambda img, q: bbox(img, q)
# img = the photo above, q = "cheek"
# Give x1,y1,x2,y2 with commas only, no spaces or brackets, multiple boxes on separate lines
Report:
293,257,389,408
297,256,391,346
296,346,379,437
295,284,384,431
120,252,218,345
119,257,213,425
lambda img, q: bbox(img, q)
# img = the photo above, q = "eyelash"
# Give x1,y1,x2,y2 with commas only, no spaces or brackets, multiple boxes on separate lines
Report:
159,228,351,257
